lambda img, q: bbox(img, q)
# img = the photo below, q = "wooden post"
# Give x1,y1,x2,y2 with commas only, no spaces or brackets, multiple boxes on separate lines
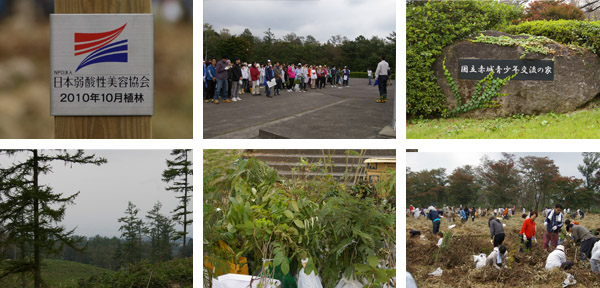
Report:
54,0,152,139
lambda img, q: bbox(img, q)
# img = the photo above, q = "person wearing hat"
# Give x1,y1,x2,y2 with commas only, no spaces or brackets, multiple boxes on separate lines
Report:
566,223,596,260
545,245,574,270
213,55,229,104
427,205,441,235
374,55,389,103
486,244,507,270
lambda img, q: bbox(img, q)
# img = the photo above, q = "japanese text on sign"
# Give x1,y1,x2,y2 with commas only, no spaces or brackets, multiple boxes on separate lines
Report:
50,14,153,116
458,59,554,81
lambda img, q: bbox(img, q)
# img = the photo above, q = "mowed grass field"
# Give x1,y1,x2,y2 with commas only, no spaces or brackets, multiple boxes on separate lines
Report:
406,110,600,139
0,259,114,287
406,212,600,287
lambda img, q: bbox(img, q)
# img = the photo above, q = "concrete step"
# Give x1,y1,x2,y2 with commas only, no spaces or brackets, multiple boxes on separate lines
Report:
248,154,377,166
248,149,396,157
247,149,395,179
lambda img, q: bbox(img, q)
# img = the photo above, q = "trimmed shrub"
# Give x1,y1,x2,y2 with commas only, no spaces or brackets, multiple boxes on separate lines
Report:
505,20,600,54
407,0,522,118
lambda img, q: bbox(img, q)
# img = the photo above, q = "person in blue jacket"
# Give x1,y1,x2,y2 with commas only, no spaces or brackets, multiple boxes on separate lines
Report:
205,59,217,103
427,205,441,235
264,60,274,98
460,208,467,223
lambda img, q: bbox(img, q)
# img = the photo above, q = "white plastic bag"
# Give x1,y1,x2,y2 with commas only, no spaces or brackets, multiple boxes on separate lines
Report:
334,277,363,288
562,273,576,287
428,267,443,276
294,84,301,92
298,268,323,288
473,253,487,269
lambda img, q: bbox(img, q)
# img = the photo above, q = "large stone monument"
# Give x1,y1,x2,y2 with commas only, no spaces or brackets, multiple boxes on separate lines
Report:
435,31,600,117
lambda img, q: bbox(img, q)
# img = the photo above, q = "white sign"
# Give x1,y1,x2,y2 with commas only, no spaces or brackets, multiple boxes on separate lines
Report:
50,14,153,116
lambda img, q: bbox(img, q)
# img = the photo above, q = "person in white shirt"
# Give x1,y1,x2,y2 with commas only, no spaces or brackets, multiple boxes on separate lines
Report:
436,232,444,248
241,63,249,94
545,245,574,270
486,245,507,270
259,65,265,86
374,55,389,103
311,65,317,89
591,240,600,273
367,69,373,85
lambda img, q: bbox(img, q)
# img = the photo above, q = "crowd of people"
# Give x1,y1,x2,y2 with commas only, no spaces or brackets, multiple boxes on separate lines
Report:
203,55,391,104
408,203,600,275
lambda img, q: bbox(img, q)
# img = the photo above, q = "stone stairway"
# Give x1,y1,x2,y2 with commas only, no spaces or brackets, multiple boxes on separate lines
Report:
246,149,396,179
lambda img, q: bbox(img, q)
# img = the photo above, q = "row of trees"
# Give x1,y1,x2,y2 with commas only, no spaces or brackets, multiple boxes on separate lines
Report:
500,0,600,20
407,153,600,211
0,149,193,288
203,23,396,73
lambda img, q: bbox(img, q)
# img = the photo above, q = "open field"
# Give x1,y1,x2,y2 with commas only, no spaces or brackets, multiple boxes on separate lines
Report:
0,259,114,287
406,213,600,287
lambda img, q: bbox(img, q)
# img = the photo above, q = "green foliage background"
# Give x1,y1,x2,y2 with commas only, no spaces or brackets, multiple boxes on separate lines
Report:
504,20,600,54
204,24,396,74
407,0,523,118
203,151,396,287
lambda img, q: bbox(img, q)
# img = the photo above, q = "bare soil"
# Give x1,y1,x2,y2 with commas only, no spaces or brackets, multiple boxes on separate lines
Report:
406,212,600,287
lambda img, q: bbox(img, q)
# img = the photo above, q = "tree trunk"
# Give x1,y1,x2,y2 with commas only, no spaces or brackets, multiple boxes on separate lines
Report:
182,151,188,257
33,150,41,288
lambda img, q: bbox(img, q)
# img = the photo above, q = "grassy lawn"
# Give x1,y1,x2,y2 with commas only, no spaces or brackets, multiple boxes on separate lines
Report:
203,149,245,177
407,109,600,139
0,259,114,287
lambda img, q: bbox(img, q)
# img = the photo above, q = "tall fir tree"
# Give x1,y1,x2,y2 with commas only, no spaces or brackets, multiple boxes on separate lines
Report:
0,149,106,288
145,201,175,262
162,149,193,257
117,201,144,265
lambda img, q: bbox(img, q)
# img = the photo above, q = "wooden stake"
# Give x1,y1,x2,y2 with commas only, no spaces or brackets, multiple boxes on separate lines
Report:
54,0,152,139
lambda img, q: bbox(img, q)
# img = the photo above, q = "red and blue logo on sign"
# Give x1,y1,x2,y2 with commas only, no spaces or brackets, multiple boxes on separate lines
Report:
74,23,128,72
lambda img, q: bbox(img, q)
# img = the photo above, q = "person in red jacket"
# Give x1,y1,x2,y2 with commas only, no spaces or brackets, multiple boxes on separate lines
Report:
250,62,261,95
520,211,537,251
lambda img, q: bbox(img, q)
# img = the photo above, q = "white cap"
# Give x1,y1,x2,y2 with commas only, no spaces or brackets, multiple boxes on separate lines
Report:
301,258,309,264
556,245,565,252
267,59,271,62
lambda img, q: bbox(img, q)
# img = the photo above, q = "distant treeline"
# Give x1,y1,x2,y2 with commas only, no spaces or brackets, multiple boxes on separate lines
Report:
407,153,600,212
203,23,396,72
54,235,193,271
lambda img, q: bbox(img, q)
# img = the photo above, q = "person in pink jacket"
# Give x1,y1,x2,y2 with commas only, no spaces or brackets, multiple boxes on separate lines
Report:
287,63,296,92
250,62,261,95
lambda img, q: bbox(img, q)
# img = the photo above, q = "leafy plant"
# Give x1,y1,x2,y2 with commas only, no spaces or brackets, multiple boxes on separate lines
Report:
203,154,396,288
470,34,555,59
505,20,600,55
443,58,517,117
353,255,395,287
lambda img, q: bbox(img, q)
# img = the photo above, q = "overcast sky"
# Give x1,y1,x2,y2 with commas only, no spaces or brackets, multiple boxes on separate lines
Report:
203,0,396,43
407,152,585,178
0,150,193,238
